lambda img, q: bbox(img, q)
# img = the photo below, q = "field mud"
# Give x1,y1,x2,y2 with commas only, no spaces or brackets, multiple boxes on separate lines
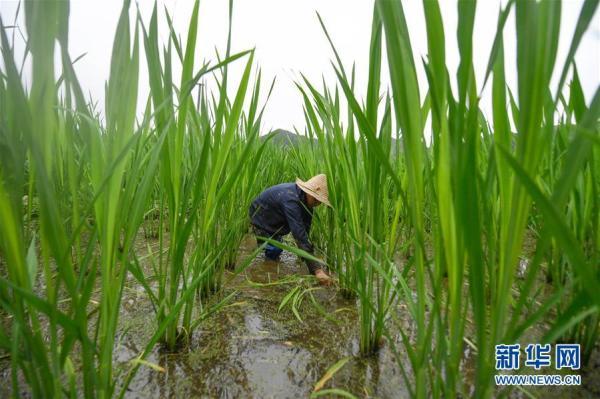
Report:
117,234,408,398
114,234,599,398
1,233,598,398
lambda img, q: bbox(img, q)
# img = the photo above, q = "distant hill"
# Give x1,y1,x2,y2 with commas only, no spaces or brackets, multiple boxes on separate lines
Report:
261,129,311,147
262,129,405,154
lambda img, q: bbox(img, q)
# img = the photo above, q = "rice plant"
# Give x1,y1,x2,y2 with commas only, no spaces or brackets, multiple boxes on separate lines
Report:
0,0,265,394
290,0,598,396
0,1,164,396
344,0,598,396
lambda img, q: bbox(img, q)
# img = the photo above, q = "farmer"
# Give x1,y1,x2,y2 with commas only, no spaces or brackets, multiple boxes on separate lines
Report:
249,174,333,285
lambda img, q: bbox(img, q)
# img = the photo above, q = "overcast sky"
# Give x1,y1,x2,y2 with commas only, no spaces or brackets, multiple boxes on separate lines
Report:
1,0,599,134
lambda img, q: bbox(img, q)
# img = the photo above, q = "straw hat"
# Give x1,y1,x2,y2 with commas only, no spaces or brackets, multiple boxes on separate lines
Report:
296,174,331,207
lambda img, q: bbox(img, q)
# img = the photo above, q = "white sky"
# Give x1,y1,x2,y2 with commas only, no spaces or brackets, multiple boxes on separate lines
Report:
1,0,599,134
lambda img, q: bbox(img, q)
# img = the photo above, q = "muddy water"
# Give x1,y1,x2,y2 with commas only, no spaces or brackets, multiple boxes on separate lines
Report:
2,231,598,398
117,234,407,398
115,233,600,398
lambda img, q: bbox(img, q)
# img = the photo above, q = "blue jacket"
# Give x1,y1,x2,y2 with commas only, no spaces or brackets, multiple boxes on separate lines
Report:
249,183,314,254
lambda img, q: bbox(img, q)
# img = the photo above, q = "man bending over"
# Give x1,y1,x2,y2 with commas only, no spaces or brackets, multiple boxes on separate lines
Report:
249,174,333,285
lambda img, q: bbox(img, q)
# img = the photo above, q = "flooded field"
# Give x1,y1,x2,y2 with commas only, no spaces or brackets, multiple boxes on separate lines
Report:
2,0,599,397
116,234,407,398
97,234,597,399
1,232,598,398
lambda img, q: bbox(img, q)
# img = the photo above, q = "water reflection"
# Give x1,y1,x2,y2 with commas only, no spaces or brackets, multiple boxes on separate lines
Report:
118,234,407,398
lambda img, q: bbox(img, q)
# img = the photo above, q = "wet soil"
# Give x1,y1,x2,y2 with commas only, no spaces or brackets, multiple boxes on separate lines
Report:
115,234,599,398
1,232,598,398
116,234,407,398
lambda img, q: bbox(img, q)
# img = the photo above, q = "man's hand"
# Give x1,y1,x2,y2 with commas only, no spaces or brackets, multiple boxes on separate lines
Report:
315,269,333,286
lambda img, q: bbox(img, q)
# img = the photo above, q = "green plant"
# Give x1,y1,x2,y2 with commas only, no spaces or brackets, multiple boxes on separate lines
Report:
0,1,164,396
291,0,599,397
136,0,268,351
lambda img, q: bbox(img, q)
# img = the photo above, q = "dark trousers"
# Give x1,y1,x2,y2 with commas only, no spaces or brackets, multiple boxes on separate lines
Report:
251,225,283,260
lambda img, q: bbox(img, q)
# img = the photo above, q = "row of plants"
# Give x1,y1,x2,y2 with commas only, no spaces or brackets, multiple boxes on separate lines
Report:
285,0,599,397
0,0,275,396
